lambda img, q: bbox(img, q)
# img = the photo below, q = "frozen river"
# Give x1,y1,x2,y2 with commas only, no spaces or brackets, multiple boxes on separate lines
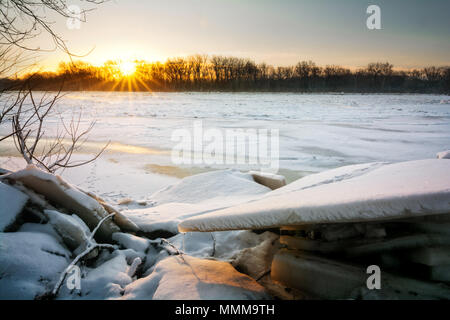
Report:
1,92,450,201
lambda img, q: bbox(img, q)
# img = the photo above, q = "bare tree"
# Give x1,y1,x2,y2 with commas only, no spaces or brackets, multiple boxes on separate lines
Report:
6,78,108,173
0,0,108,172
0,0,106,54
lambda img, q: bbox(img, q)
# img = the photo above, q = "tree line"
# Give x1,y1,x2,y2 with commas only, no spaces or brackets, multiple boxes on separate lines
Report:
2,56,450,93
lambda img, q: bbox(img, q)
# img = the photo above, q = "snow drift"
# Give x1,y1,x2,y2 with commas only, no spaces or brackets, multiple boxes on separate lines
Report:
123,170,270,236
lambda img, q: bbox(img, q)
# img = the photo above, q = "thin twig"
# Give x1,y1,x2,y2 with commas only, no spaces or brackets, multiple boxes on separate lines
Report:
52,213,115,297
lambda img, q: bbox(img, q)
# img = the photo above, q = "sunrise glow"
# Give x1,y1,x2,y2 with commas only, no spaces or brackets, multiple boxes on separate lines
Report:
119,61,136,76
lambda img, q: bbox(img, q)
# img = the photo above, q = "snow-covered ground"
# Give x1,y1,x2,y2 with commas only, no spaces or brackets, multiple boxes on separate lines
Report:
2,157,450,300
0,165,279,300
1,92,450,300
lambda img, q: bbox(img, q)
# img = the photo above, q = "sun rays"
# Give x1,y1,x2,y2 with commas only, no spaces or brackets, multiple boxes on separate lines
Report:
103,60,158,94
118,61,136,76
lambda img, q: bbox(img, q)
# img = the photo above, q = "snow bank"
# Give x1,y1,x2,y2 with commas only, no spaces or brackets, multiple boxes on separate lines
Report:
0,181,29,231
179,160,450,232
0,232,70,299
437,150,450,159
123,170,270,236
121,255,270,300
5,165,120,241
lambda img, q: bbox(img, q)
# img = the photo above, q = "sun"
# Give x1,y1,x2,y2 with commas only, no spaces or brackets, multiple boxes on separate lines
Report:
119,61,136,76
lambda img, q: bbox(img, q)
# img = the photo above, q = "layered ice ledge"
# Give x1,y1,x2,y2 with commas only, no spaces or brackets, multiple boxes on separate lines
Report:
178,159,450,232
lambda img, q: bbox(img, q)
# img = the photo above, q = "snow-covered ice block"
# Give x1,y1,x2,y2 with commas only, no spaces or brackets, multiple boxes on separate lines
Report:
123,170,270,236
120,248,147,265
232,232,280,279
57,251,133,300
5,165,120,241
44,210,90,250
121,255,271,300
148,169,270,205
271,249,450,299
79,188,140,233
437,150,450,159
248,171,286,190
179,160,450,232
168,230,278,261
18,222,62,241
0,181,29,231
0,232,70,299
123,203,214,236
112,232,150,253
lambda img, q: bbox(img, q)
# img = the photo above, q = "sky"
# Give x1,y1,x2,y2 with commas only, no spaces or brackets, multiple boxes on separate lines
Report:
30,0,450,71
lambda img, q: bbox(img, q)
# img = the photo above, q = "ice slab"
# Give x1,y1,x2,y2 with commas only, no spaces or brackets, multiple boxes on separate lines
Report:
249,171,286,190
112,232,150,253
437,150,450,159
271,249,450,299
0,181,29,231
179,160,450,232
5,165,120,241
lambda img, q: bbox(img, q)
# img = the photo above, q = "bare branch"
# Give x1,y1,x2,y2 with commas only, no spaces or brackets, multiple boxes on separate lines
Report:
0,0,107,57
52,213,116,297
6,78,109,173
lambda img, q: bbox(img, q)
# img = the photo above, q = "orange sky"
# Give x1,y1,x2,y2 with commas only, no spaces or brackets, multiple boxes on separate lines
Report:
24,0,450,73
